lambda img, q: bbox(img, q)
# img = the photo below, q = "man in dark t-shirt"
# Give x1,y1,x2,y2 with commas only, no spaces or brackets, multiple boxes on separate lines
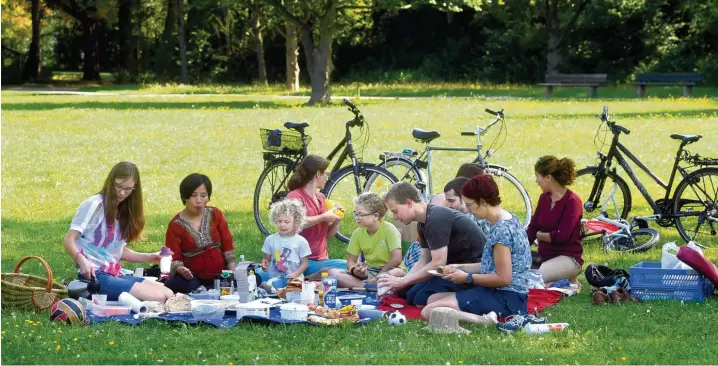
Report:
379,182,486,306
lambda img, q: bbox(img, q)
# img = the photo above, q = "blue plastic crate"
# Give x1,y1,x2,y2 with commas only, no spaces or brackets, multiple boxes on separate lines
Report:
629,261,714,303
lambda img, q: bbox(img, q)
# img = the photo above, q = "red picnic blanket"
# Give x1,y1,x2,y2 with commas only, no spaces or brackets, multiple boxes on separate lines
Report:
377,288,564,320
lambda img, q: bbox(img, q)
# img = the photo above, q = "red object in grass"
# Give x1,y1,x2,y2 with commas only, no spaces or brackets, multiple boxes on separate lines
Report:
677,245,718,288
584,220,620,235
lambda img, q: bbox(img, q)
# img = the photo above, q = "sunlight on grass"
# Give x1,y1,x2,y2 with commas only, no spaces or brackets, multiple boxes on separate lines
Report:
2,93,717,364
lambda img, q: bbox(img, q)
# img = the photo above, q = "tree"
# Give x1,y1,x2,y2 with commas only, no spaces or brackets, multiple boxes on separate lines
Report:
176,0,188,83
543,0,591,74
46,0,108,81
117,0,134,74
22,0,42,81
249,0,268,85
284,18,300,91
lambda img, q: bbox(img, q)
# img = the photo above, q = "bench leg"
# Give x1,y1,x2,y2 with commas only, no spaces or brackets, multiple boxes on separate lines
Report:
637,85,646,98
544,85,553,99
588,86,597,98
683,85,692,98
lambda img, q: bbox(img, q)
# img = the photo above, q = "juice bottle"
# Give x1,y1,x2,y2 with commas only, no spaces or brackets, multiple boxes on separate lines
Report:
319,272,328,306
322,272,338,309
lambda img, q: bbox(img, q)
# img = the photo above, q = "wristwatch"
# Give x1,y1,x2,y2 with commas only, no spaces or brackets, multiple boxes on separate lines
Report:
465,272,473,285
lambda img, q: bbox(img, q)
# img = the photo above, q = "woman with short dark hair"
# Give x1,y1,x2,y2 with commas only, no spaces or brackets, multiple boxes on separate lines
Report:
163,173,236,293
420,175,532,324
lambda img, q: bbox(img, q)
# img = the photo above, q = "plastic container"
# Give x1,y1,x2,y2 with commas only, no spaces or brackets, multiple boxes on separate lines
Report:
336,294,365,307
190,290,220,300
190,300,227,321
280,303,309,321
220,294,240,304
524,323,569,334
234,302,271,320
93,304,132,317
629,261,714,302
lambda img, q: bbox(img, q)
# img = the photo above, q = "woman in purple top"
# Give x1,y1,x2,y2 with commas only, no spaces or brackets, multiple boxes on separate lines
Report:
526,156,583,286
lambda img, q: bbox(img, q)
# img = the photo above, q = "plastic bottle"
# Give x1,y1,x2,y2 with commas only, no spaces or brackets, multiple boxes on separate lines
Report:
319,272,327,306
159,246,172,278
524,323,569,334
322,272,338,309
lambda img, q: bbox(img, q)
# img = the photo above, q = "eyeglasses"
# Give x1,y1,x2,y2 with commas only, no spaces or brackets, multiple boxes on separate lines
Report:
353,211,376,218
114,184,135,193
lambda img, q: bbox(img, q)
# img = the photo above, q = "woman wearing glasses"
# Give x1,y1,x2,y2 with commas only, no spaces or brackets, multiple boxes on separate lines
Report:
62,162,174,302
327,192,405,288
420,174,532,324
526,156,583,287
163,173,242,293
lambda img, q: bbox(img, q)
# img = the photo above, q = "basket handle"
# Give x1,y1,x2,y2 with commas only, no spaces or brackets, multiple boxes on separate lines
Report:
12,256,54,292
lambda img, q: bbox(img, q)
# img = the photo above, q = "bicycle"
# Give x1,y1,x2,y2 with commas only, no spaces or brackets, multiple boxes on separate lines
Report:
573,105,718,246
253,99,398,243
581,182,660,252
376,108,533,228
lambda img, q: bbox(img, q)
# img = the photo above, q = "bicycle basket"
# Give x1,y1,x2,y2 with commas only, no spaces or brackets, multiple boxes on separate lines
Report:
259,128,310,154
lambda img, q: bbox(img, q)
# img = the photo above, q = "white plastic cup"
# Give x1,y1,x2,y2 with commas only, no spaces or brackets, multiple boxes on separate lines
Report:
160,256,171,275
134,267,144,278
92,294,107,307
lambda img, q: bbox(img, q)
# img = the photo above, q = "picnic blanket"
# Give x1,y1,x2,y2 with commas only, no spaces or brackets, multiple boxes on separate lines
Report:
377,288,565,320
87,292,382,328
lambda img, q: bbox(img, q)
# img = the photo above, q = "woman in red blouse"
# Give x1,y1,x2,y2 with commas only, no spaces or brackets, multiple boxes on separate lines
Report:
526,156,584,287
163,173,236,293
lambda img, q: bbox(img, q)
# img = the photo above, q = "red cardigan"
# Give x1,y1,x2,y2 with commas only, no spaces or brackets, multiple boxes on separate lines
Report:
526,190,584,266
164,207,235,280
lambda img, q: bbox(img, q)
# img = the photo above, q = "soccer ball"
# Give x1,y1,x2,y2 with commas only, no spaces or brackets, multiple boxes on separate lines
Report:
50,298,86,325
387,311,406,325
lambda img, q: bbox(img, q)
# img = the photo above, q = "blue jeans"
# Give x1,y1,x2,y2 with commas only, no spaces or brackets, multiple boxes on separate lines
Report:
79,271,145,301
256,258,348,281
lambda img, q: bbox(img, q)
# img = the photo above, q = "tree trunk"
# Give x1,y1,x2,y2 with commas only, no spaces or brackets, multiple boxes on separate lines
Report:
545,0,561,75
285,20,300,91
82,20,101,81
176,0,189,83
251,3,267,86
23,0,41,81
118,0,134,73
162,0,178,41
305,2,336,105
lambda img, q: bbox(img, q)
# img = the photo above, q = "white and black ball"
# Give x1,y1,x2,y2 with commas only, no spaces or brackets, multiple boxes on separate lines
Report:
387,311,407,325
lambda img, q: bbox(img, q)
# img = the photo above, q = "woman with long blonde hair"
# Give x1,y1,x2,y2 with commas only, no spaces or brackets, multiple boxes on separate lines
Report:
62,162,174,302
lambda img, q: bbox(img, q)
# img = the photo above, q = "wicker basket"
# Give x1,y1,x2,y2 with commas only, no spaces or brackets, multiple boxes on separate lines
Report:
1,256,68,311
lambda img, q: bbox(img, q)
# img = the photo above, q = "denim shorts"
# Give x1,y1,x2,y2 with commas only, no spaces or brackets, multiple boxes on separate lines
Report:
406,277,471,306
455,286,527,318
79,270,145,301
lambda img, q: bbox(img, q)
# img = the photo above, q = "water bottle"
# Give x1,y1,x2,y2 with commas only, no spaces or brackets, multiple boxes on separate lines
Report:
524,323,569,334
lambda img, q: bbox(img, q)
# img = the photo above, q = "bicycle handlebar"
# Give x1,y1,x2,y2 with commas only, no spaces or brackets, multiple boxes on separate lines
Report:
461,132,475,136
485,108,504,119
342,98,357,110
342,98,364,128
613,123,630,135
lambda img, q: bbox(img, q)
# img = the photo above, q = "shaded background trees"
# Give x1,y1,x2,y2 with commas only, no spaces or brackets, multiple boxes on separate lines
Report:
3,0,718,89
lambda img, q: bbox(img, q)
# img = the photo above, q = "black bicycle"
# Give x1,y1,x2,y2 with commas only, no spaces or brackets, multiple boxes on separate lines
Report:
253,99,398,242
574,106,718,246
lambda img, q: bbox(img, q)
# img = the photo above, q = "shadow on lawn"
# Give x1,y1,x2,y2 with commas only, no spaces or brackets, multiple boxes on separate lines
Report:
1,100,295,111
538,108,718,120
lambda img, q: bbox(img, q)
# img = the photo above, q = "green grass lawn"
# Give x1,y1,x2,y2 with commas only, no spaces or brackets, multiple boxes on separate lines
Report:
2,91,717,364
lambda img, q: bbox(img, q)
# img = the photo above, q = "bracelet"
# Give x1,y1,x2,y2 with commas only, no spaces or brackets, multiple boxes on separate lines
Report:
349,266,357,276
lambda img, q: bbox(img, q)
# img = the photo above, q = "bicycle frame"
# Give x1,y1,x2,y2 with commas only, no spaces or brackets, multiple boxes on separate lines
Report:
589,130,693,218
421,114,503,197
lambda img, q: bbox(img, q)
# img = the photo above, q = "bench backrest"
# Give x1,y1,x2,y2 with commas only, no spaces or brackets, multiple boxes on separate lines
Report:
545,73,608,84
635,72,703,83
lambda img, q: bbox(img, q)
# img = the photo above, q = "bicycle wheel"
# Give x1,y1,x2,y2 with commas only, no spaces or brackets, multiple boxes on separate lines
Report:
574,167,632,221
673,167,718,245
324,165,399,243
604,228,660,252
253,158,295,236
377,156,426,197
485,166,532,229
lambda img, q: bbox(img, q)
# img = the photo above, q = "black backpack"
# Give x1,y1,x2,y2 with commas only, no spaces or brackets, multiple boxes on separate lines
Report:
585,264,630,288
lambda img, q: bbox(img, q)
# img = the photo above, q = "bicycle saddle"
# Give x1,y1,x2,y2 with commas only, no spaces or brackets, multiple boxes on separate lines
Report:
284,121,309,131
670,134,702,144
412,129,440,142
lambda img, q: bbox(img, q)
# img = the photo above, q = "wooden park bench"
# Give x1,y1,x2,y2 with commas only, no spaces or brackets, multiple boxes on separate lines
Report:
538,73,608,98
633,73,703,98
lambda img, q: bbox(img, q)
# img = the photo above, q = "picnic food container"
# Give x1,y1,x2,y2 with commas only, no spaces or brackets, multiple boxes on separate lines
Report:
190,290,220,300
1,256,68,311
280,303,309,321
190,300,227,320
92,304,132,317
234,302,271,320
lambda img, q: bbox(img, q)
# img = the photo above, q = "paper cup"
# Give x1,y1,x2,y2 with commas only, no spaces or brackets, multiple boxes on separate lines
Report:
134,267,144,278
92,294,107,307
